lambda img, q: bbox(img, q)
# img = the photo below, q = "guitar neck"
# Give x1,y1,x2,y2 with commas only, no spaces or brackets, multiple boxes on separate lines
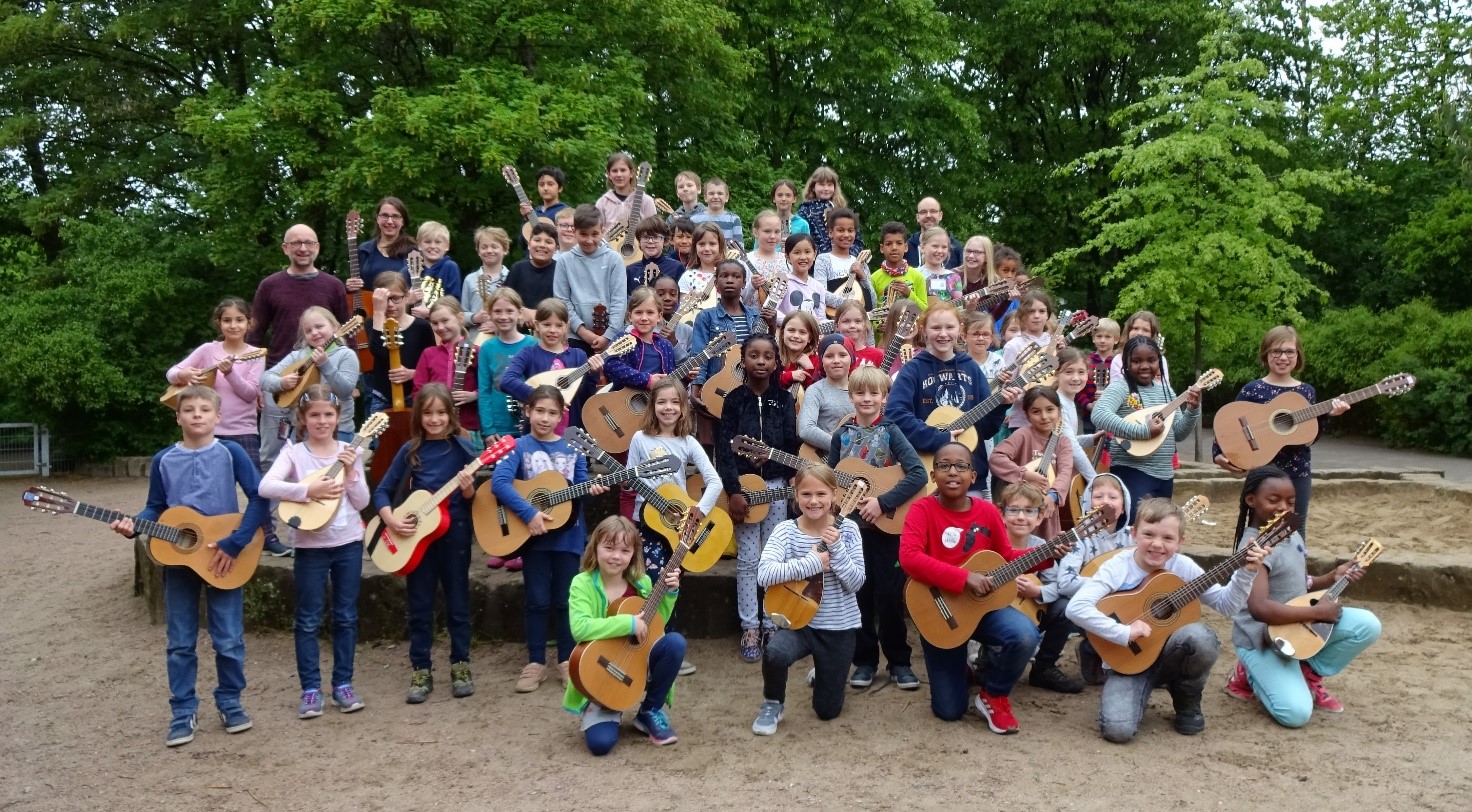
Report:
69,501,181,544
1170,526,1290,610
347,237,365,314
388,347,406,410
624,185,647,236
322,432,374,480
510,183,537,225
762,447,810,475
540,467,646,508
1322,567,1358,602
747,485,795,506
989,530,1071,585
1295,382,1388,424
1155,389,1193,420
943,388,1007,434
671,343,723,381
638,522,711,625
1036,432,1062,471
879,332,906,374
420,456,487,516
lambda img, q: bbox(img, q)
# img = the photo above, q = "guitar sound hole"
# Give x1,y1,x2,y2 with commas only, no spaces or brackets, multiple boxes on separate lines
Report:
1147,595,1176,623
632,394,649,413
531,491,551,510
1270,411,1295,433
662,507,684,529
176,528,200,553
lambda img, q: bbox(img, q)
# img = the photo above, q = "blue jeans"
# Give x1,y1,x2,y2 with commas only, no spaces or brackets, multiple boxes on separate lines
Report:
405,518,473,671
584,633,687,756
1236,607,1380,728
163,567,246,722
1098,621,1217,743
1109,465,1173,517
293,541,363,690
920,606,1041,721
521,549,581,665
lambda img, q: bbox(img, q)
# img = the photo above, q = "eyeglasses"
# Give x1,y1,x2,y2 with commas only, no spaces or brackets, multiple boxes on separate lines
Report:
963,249,985,256
1002,506,1042,517
1268,349,1298,358
386,295,406,304
284,240,319,249
300,390,340,405
377,213,404,221
934,462,973,472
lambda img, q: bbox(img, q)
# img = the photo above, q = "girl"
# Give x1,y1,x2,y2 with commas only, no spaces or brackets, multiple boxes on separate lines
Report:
261,307,359,444
1225,466,1380,726
679,222,725,298
652,274,691,360
1055,347,1102,483
798,334,856,453
831,300,883,368
989,388,1076,540
776,310,820,389
777,233,835,322
998,310,1022,347
877,298,922,361
814,208,876,310
259,384,370,718
365,275,433,416
499,299,604,435
770,179,811,242
1001,290,1057,429
1110,310,1172,387
491,385,609,693
752,464,865,735
1090,336,1200,514
917,227,964,303
1212,326,1349,534
476,287,536,443
797,166,863,254
605,286,677,518
626,378,721,677
411,297,480,434
372,384,479,704
353,196,415,294
564,516,685,753
960,235,995,296
714,334,801,662
168,297,265,469
747,210,789,285
595,151,655,227
988,245,1025,326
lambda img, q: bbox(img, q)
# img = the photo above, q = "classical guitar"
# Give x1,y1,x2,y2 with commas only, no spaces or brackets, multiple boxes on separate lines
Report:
829,249,872,316
451,341,476,403
274,316,365,408
501,165,556,243
472,271,494,348
816,305,888,337
607,162,653,267
23,485,263,590
570,512,714,711
1017,310,1095,388
685,472,782,526
580,332,735,454
1087,510,1299,675
959,276,1042,313
368,317,415,489
567,429,733,574
879,309,920,375
1269,538,1383,660
1213,373,1416,469
701,276,786,419
276,412,390,532
1116,368,1224,458
345,210,375,372
160,349,267,409
1077,495,1211,579
366,436,518,575
1022,424,1064,488
524,334,637,406
730,435,915,534
763,482,868,630
472,456,679,558
405,251,443,316
905,509,1107,649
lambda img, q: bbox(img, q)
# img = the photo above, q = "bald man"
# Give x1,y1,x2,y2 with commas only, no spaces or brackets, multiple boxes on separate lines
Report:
904,197,964,268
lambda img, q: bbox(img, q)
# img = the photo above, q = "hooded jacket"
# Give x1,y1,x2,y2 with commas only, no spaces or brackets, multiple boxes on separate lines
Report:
886,348,1005,476
1045,473,1136,602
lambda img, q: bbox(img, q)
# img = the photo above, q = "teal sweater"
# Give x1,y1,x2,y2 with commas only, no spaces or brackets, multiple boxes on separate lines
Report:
562,570,678,713
1091,378,1199,480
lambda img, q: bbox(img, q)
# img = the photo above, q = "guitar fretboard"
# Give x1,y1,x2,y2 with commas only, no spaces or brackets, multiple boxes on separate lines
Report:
71,502,182,543
991,517,1103,585
1161,517,1295,615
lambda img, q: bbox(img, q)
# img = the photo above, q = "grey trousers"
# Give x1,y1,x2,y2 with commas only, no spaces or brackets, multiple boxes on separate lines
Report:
1098,622,1218,743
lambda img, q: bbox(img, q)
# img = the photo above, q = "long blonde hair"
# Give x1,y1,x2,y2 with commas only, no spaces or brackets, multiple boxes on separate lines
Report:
581,516,646,587
801,166,848,207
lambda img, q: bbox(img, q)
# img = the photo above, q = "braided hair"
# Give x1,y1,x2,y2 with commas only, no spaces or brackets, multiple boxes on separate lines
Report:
1119,335,1167,402
1233,465,1291,550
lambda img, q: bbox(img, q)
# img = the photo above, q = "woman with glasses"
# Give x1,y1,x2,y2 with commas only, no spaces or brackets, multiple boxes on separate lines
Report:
350,196,417,295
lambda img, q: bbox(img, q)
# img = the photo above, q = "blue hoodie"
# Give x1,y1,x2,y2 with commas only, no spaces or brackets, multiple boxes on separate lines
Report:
1045,473,1135,602
885,348,1006,477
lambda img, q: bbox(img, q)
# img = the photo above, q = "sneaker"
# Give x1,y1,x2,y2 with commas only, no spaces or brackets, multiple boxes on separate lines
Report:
406,669,433,704
806,667,816,687
264,535,292,557
1301,663,1344,713
1029,664,1085,694
974,691,1020,735
739,629,761,663
298,689,324,719
218,707,253,734
504,557,524,572
890,665,921,691
678,659,697,677
1077,639,1106,686
165,714,196,747
450,661,475,698
558,662,570,686
751,699,784,736
485,555,506,569
516,662,546,693
850,665,876,689
331,684,364,713
1169,686,1206,735
1223,661,1255,701
633,708,679,745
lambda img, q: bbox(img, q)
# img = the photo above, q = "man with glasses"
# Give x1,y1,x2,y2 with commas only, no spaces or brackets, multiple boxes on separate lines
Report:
904,197,964,268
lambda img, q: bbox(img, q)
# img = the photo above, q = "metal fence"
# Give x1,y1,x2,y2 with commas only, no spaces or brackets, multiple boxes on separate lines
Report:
0,423,49,477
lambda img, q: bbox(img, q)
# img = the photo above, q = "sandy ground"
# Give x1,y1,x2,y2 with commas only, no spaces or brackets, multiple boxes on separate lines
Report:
4,477,1471,812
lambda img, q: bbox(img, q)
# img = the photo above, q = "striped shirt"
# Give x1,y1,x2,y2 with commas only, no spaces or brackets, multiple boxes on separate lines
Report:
757,518,866,631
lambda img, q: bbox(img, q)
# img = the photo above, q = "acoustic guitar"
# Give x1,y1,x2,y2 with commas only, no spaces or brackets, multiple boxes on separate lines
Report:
730,435,915,534
878,309,919,375
345,209,374,372
959,276,1042,313
1087,510,1298,675
905,509,1107,649
274,316,365,409
160,349,267,409
570,512,714,711
1268,538,1383,660
368,317,415,489
675,277,718,327
763,482,868,630
1213,373,1415,469
1015,310,1095,388
1115,368,1224,458
23,486,263,590
276,412,390,532
701,276,786,419
684,472,779,526
828,249,872,316
366,436,518,575
1022,424,1064,488
567,429,732,573
472,456,679,558
580,332,735,454
405,251,444,316
606,162,653,267
501,165,556,243
524,334,637,406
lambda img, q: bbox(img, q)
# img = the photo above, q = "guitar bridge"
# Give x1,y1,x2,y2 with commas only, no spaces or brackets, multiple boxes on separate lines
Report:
1237,416,1259,451
598,407,625,438
929,586,958,630
1108,612,1142,654
597,656,634,686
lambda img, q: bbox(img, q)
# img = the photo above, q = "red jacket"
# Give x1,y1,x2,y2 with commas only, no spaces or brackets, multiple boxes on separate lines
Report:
899,495,1038,593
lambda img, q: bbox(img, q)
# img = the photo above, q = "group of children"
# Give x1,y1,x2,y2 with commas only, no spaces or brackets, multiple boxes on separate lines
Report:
126,156,1377,753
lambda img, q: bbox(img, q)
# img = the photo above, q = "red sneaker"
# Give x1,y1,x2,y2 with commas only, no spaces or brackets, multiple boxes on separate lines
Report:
1223,661,1255,701
1301,663,1343,713
974,690,1020,734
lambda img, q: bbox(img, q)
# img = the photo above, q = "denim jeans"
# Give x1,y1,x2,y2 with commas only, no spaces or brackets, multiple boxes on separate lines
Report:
1098,621,1217,743
920,606,1041,721
1236,607,1380,728
521,549,581,665
583,633,687,756
164,566,246,722
258,398,293,467
293,540,363,690
854,525,911,670
763,627,857,721
405,518,473,671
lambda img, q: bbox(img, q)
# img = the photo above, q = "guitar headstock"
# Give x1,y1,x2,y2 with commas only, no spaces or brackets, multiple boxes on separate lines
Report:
1193,368,1224,391
358,412,391,440
406,250,424,280
1018,356,1057,386
501,164,520,186
1065,311,1098,341
635,162,652,188
893,309,918,341
762,275,788,310
1377,373,1416,397
731,435,773,464
605,222,627,244
855,249,872,267
1350,538,1385,570
591,304,609,334
633,455,681,480
1254,510,1301,550
836,479,868,517
605,334,638,357
337,315,365,340
704,332,736,359
345,210,362,242
478,435,518,466
1015,341,1042,367
21,485,76,516
454,342,476,368
899,344,915,365
383,317,402,349
1071,508,1108,542
1180,494,1211,524
566,427,616,467
653,197,674,216
866,305,890,323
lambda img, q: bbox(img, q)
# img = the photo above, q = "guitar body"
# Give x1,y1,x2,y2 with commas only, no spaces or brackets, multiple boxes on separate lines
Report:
160,370,219,409
1118,404,1177,458
1267,591,1335,660
1086,570,1201,675
276,461,347,532
471,472,576,557
569,595,665,711
581,387,650,454
1079,546,1127,578
639,485,732,574
799,443,824,464
764,575,823,630
1213,392,1317,469
366,492,450,575
148,506,264,590
904,549,1021,649
833,457,910,534
1067,474,1088,523
832,275,864,315
701,346,744,419
525,366,589,407
274,356,318,408
1011,574,1045,624
520,215,555,244
685,473,770,525
1023,456,1057,488
368,410,414,487
916,406,976,494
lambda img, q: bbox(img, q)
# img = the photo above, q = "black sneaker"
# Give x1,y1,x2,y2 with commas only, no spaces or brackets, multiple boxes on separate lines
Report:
1029,664,1085,694
889,665,921,691
1170,686,1206,735
1077,639,1106,686
849,665,876,689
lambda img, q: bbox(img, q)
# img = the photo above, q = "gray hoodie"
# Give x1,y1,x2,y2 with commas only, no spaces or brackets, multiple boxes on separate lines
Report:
553,242,626,338
1044,473,1135,602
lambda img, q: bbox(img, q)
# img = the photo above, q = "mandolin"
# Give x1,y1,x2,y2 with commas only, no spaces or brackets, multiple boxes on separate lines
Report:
1268,538,1383,660
160,349,267,409
502,165,556,243
1213,373,1415,469
701,276,786,419
276,413,390,532
524,334,637,406
730,435,916,535
580,332,735,454
1116,368,1224,458
274,316,365,409
763,482,868,630
405,251,443,317
828,249,872,316
345,210,375,372
607,162,653,267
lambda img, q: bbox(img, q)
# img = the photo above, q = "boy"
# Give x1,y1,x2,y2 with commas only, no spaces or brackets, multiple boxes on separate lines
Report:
1066,497,1267,743
527,166,569,223
554,204,626,353
827,366,928,691
668,217,696,268
873,222,928,315
653,275,691,361
1051,473,1132,685
461,226,510,333
690,261,771,408
1076,316,1120,428
553,208,577,255
411,221,463,319
110,387,269,747
691,178,744,244
632,216,685,294
669,170,706,221
997,482,1085,694
505,221,559,325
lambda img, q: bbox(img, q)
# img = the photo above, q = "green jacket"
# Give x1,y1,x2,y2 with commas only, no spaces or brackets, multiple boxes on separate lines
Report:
562,570,679,714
